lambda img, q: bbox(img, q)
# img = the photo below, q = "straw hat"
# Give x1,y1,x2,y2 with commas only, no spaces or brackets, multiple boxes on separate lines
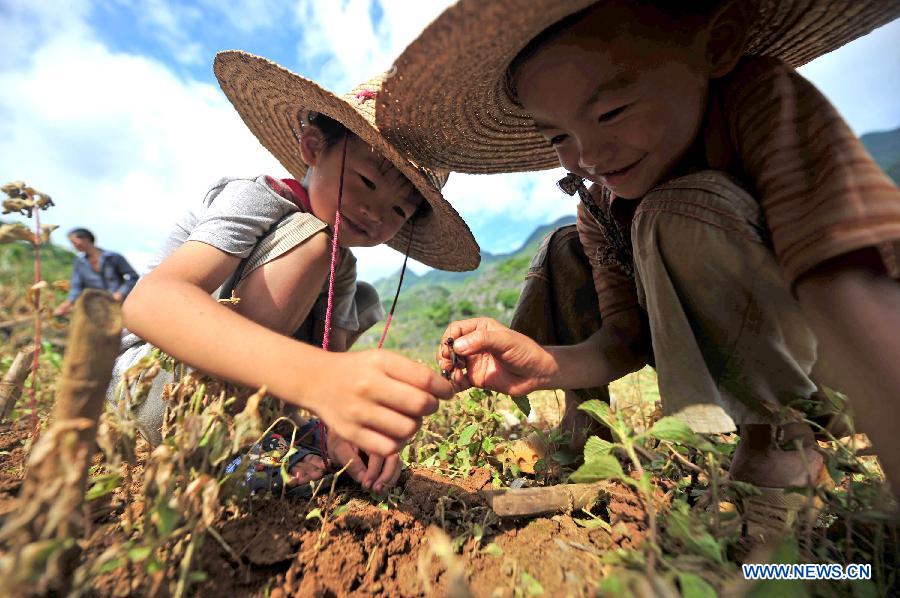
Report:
213,50,480,272
378,0,900,174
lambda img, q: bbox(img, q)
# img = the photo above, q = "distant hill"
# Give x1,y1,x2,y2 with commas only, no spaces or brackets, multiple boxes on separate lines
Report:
0,224,75,289
861,126,900,183
373,214,576,299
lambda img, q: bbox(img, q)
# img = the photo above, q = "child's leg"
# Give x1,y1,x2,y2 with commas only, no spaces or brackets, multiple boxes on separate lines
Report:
106,336,174,446
509,225,612,452
632,171,823,487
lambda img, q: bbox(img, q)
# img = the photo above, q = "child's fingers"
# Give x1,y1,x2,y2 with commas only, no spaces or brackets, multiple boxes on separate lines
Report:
449,367,472,393
362,404,422,441
450,326,517,356
373,454,402,493
363,454,384,489
441,317,494,343
328,440,366,484
379,353,455,400
349,427,404,458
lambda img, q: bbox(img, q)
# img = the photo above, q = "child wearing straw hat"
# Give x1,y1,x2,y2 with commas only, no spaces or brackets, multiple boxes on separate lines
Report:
380,0,900,516
109,51,479,494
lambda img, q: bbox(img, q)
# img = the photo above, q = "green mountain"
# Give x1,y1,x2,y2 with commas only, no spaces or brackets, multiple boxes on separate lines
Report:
358,215,576,358
861,126,900,183
372,216,574,300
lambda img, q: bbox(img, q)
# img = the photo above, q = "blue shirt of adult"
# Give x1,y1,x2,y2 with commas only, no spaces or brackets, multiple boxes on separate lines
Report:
67,250,139,302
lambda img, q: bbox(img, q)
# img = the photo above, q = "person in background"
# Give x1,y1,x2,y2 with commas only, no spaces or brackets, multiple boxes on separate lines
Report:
53,227,139,316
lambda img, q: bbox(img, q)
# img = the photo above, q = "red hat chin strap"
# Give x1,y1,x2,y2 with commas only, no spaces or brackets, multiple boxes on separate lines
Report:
322,134,349,353
318,133,414,464
318,134,349,467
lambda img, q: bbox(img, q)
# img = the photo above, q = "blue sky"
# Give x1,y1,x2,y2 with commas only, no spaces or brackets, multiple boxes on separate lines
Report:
1,1,899,281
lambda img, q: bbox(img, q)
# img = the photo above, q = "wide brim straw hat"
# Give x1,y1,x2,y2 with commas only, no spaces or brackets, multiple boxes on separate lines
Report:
214,50,480,271
377,0,900,174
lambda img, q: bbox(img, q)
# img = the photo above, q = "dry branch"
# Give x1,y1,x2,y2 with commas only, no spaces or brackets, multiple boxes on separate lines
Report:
482,481,616,518
0,290,122,594
0,315,34,331
0,348,36,422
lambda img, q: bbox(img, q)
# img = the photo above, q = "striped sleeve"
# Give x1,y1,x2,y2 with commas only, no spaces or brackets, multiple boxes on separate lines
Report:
576,200,640,319
723,57,900,287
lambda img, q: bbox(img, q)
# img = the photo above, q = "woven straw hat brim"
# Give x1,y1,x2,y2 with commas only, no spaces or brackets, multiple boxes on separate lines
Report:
214,50,480,272
379,0,900,174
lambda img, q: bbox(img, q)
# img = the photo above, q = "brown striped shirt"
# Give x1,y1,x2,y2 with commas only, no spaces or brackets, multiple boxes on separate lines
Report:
579,56,900,319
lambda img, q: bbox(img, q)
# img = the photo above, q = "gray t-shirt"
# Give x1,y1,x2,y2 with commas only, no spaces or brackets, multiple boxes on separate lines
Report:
146,175,359,330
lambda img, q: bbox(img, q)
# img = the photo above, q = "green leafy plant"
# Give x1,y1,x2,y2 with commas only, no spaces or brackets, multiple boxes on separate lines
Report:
410,388,506,476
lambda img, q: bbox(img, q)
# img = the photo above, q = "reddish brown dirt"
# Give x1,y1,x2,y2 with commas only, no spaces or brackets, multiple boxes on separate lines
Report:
188,466,648,597
0,415,650,597
0,424,28,518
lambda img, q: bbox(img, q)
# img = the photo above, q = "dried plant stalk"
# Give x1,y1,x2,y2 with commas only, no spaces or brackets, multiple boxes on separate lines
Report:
0,348,35,422
0,290,121,594
47,289,122,426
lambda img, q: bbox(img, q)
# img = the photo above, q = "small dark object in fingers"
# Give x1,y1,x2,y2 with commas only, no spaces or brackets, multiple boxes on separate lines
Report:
448,337,460,370
441,336,460,379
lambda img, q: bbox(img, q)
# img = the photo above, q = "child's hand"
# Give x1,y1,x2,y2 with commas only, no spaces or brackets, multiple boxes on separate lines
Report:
438,318,556,396
310,350,453,458
328,433,402,493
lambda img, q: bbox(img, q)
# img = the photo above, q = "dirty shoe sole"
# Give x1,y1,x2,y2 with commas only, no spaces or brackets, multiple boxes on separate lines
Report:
740,466,834,539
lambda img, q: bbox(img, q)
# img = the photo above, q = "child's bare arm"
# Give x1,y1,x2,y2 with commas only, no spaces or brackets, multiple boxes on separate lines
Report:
123,240,453,456
796,250,900,495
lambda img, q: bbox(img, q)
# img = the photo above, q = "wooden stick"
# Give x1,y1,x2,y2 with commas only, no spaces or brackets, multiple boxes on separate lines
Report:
0,348,35,422
48,289,121,427
0,315,33,331
0,290,121,594
483,481,616,518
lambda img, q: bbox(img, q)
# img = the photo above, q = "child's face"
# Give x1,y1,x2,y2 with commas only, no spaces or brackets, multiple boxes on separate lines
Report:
304,136,422,248
514,3,712,199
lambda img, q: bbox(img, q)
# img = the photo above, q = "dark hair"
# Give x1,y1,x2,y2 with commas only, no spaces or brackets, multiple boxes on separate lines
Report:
506,0,722,103
68,227,95,244
307,111,356,151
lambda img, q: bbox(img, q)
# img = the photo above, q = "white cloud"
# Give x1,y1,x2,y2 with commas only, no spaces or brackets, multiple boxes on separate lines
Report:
0,0,93,70
0,7,285,275
445,169,571,222
294,0,453,91
195,0,293,35
125,0,206,66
